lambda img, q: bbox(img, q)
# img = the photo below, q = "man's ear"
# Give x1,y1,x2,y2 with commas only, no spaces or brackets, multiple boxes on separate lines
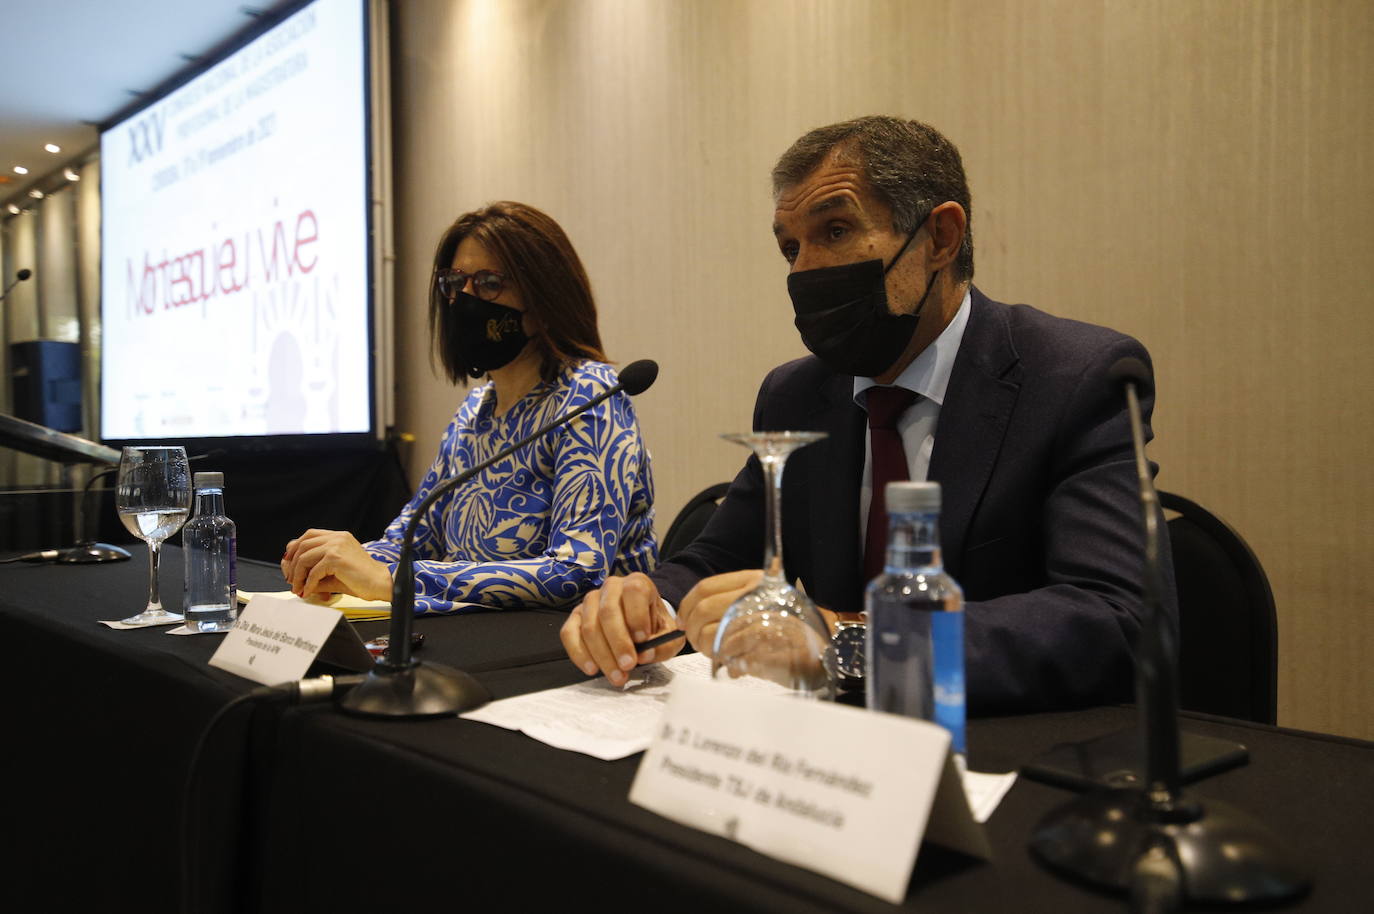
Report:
926,202,967,271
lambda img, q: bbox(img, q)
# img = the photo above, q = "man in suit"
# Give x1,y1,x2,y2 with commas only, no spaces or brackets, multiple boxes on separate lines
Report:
560,115,1173,713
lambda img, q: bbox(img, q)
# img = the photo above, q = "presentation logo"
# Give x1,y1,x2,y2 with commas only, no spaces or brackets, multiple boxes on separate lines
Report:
124,208,319,315
128,110,167,165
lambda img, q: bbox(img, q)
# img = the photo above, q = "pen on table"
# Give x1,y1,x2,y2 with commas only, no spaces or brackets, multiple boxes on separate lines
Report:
633,629,686,653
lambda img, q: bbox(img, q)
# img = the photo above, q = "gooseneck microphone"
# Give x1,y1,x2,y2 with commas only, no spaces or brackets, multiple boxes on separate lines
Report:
339,359,660,718
1030,357,1309,908
0,268,33,303
1109,357,1181,804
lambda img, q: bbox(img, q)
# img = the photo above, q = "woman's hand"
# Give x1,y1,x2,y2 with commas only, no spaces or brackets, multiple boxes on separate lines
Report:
281,529,393,602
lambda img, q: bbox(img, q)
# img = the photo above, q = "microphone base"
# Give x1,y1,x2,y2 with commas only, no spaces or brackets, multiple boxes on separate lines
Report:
1022,726,1249,792
56,542,133,564
336,660,490,719
1030,788,1310,905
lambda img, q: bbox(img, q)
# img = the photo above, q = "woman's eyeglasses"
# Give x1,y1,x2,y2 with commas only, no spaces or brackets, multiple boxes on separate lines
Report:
435,268,507,302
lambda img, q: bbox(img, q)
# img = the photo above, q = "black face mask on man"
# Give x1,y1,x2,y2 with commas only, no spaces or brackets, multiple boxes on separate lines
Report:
786,226,940,378
445,289,530,377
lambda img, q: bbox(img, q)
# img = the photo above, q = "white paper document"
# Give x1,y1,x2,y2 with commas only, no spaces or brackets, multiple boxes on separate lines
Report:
460,653,719,760
961,767,1018,823
461,654,1016,826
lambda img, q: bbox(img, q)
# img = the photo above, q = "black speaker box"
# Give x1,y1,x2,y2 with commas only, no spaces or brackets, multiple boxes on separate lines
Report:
10,340,82,432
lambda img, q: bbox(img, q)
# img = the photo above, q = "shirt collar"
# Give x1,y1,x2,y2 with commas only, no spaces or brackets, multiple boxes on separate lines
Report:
854,288,972,408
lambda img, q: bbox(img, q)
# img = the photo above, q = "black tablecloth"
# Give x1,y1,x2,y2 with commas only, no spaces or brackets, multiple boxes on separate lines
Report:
2,549,568,912
4,553,1372,913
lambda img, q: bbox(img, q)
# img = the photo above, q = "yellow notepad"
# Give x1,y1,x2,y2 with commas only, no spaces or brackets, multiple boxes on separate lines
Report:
238,590,391,622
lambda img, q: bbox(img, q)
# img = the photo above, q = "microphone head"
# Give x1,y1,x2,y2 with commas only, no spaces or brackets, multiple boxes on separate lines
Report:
618,359,659,396
1107,356,1152,391
16,268,32,281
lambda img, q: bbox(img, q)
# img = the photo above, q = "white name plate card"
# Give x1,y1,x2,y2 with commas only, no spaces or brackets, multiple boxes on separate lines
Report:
209,594,353,686
629,677,989,903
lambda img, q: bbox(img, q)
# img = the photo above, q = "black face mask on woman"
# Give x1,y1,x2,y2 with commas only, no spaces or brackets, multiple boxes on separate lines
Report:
447,289,530,377
786,228,939,378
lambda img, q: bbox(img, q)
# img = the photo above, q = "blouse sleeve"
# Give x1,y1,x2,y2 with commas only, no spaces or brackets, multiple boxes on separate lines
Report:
362,407,466,574
365,375,654,614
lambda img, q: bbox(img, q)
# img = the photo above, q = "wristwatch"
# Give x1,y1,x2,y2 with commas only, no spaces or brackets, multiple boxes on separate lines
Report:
831,612,867,690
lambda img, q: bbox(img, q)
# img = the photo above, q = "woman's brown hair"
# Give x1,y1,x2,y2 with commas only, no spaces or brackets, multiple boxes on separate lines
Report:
427,201,607,384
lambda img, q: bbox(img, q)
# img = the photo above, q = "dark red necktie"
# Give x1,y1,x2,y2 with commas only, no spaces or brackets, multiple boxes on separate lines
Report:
863,385,919,583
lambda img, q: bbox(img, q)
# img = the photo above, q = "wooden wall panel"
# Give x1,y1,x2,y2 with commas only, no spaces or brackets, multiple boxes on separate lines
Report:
36,188,78,342
393,0,1374,739
1,212,48,485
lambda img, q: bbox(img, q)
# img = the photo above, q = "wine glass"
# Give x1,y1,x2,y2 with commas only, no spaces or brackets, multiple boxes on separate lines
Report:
711,431,836,698
117,446,192,625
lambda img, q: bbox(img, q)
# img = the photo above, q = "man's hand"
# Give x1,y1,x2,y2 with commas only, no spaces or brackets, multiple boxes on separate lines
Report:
281,529,393,602
678,569,764,659
561,573,682,686
682,571,840,692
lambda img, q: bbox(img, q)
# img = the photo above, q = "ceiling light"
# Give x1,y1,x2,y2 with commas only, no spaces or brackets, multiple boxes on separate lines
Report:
28,189,44,199
13,165,28,175
64,168,80,182
44,143,61,154
6,204,19,215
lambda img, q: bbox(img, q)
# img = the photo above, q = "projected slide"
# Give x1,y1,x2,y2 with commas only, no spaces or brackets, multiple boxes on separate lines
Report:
100,0,370,441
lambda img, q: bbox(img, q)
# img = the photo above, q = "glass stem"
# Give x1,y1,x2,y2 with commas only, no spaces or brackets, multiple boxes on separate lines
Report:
761,453,786,583
147,541,162,611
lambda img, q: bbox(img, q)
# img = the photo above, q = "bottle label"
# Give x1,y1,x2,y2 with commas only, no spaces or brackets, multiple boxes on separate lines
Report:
864,584,966,756
931,612,965,755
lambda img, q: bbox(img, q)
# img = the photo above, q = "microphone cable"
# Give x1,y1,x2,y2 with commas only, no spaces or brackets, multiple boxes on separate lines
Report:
178,674,365,914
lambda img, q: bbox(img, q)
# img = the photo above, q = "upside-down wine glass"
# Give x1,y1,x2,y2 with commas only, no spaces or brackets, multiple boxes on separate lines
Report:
712,431,836,698
117,446,192,625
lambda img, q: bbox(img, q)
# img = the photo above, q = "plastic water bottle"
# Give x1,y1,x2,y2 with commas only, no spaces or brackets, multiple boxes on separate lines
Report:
183,471,237,633
864,481,966,756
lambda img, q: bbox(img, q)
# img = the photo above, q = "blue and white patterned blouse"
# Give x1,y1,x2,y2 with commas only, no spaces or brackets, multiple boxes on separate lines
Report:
364,360,657,613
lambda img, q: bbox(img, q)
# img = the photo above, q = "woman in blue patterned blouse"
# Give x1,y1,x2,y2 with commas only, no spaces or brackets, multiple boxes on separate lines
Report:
281,202,657,612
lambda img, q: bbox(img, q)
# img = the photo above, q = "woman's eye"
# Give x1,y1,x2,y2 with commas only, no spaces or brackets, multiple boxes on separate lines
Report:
827,223,849,240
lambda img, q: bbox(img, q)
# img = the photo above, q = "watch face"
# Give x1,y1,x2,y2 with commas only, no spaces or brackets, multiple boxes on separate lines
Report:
833,623,866,680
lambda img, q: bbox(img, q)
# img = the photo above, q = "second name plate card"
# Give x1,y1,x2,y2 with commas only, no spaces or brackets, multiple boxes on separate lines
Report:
629,676,987,903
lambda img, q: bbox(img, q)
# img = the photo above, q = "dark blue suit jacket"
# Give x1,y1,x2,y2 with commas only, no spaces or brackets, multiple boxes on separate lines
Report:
654,288,1176,714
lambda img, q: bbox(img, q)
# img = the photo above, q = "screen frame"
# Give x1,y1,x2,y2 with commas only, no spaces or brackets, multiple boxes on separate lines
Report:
97,0,381,454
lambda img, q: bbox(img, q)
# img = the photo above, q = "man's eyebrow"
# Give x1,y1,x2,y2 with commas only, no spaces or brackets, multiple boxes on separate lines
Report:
808,195,852,217
773,195,855,236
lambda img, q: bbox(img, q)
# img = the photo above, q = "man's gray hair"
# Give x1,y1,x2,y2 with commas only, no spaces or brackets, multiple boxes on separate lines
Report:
771,116,974,280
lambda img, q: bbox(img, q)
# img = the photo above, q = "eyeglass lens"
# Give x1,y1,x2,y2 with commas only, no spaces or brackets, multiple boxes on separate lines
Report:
439,269,505,302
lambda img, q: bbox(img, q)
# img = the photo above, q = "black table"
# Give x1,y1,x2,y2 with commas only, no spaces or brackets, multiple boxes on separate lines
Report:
5,553,1371,913
3,549,569,912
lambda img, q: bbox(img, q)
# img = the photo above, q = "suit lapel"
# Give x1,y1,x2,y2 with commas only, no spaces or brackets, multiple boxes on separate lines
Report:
802,371,866,613
927,289,1021,576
